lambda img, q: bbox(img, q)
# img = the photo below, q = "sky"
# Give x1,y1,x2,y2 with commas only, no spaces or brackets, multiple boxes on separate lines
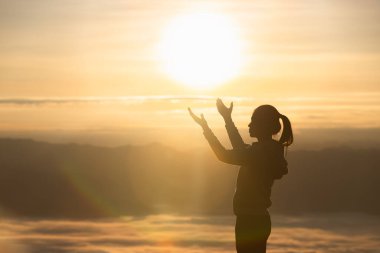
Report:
1,0,380,148
1,3,380,251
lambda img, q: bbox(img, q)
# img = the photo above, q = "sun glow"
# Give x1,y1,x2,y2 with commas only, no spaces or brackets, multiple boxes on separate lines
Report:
158,12,244,89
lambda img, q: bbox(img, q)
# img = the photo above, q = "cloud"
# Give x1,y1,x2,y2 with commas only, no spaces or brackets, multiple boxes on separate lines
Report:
1,214,379,253
0,96,222,106
0,92,379,106
0,93,380,134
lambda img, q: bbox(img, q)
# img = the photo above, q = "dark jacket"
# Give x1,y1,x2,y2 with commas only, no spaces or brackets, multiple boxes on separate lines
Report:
203,120,288,215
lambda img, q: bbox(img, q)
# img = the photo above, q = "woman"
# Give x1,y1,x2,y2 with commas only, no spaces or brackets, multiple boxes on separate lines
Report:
188,98,293,253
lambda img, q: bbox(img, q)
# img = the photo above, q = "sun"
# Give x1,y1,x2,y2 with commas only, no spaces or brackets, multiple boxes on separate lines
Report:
158,12,244,89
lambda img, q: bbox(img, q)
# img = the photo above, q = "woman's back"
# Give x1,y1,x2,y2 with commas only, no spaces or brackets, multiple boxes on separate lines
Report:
233,140,288,215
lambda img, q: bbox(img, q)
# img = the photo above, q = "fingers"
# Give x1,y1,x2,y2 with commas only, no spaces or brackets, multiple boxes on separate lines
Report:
188,107,208,129
216,98,233,109
188,107,194,117
188,107,204,124
216,98,222,108
188,107,198,121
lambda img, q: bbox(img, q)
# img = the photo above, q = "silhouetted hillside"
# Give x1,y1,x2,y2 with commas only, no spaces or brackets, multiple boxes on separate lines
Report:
0,138,379,218
271,147,380,214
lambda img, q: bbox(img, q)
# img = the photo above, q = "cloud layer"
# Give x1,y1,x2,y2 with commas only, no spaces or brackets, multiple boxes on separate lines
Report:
0,93,379,132
0,214,379,253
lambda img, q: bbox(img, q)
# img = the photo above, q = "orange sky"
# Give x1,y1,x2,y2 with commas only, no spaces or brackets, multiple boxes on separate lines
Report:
0,0,380,146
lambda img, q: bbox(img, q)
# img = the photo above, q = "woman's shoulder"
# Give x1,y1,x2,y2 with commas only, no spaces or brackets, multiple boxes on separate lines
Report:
253,140,283,153
253,139,282,146
271,139,284,147
270,140,284,152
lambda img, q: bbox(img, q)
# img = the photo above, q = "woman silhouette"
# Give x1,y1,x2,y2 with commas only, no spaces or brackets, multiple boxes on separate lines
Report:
189,98,293,253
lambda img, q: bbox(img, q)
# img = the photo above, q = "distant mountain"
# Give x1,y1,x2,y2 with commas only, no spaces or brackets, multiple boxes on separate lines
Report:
0,138,379,218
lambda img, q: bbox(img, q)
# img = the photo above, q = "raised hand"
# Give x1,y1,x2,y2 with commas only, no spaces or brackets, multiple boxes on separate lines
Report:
216,98,233,119
188,108,208,129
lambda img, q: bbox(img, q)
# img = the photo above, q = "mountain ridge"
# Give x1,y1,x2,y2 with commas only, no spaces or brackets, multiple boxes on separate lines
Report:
0,138,379,218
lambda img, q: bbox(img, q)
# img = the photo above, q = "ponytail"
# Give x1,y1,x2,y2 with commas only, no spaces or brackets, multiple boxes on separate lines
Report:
279,114,293,147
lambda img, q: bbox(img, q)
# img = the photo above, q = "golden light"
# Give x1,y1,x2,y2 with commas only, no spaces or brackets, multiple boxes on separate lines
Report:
158,12,244,89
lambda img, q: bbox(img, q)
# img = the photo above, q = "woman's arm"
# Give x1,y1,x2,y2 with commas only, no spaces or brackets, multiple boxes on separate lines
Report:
216,98,248,150
188,108,247,165
202,126,249,165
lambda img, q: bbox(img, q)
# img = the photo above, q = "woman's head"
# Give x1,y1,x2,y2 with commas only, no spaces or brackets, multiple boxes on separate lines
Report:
249,105,293,146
